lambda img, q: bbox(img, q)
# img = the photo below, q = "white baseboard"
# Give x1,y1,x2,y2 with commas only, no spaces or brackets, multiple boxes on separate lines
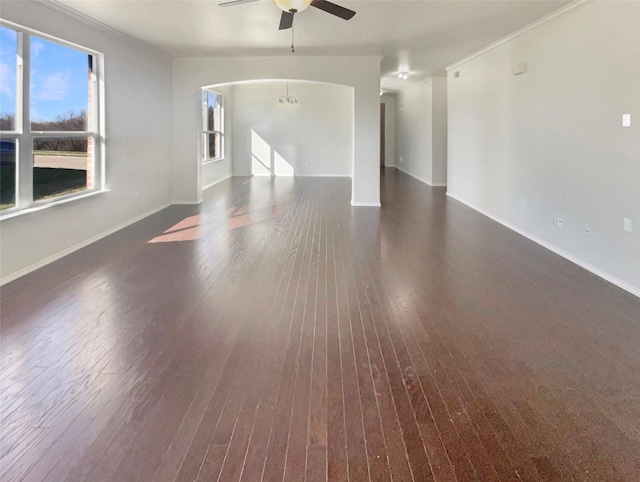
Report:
446,192,640,298
228,174,351,178
237,174,352,178
0,203,171,286
203,174,231,191
393,166,446,187
351,201,381,207
294,174,352,178
394,165,430,185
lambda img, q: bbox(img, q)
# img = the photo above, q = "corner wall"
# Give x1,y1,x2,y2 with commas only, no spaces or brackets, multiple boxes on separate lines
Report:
0,1,174,284
380,93,397,167
446,1,640,295
396,80,432,184
395,77,448,185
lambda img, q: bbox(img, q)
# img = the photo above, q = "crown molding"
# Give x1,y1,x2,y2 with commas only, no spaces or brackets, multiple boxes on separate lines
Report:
35,0,140,43
446,0,590,71
397,76,433,93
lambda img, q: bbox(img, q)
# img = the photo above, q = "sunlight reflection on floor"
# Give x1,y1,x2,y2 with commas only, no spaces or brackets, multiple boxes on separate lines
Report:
148,202,289,243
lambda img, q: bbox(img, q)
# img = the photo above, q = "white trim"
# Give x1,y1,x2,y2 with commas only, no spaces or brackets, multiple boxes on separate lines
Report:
203,174,232,191
397,76,432,93
0,189,109,223
43,0,140,42
0,202,171,286
351,201,381,207
0,17,103,56
394,165,431,185
232,174,352,178
446,0,589,71
203,157,225,165
291,174,352,178
393,167,447,187
446,192,640,299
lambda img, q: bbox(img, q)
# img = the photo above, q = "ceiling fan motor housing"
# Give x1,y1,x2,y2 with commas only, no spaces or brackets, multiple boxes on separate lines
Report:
274,0,312,13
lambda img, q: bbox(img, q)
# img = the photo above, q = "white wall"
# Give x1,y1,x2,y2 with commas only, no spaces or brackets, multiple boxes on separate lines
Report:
380,93,396,167
396,80,433,184
171,56,381,206
0,1,173,284
202,84,233,189
431,77,448,185
395,77,448,185
447,1,640,295
231,82,353,177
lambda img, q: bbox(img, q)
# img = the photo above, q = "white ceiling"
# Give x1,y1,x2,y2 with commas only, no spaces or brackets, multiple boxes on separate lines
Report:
53,0,569,92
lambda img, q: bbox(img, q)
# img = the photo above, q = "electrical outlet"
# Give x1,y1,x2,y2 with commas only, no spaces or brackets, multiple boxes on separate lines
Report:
624,218,633,233
521,200,526,211
556,216,563,228
584,224,591,237
623,114,631,127
399,156,404,163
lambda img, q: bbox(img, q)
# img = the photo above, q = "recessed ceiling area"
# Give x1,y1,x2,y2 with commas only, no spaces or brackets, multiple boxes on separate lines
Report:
54,0,568,91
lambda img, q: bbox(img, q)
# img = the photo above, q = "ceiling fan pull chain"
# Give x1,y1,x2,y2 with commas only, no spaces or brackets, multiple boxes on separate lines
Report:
291,21,295,53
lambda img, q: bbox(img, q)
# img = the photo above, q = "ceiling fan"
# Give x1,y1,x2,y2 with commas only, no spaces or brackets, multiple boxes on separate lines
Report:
219,0,356,31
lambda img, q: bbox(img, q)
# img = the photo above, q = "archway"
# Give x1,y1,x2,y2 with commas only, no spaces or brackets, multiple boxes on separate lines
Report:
200,79,354,189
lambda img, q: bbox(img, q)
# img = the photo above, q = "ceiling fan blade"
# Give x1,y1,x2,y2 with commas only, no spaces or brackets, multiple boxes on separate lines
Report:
310,0,355,20
279,11,294,30
219,0,259,7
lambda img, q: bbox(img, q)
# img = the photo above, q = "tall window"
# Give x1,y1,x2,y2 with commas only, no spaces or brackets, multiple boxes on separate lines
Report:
0,22,103,215
202,89,223,161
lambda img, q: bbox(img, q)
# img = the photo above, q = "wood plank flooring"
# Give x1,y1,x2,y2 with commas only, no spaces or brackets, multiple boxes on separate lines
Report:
2,169,640,481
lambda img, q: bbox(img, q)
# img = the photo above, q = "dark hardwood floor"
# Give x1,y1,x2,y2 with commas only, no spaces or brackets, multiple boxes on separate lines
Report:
2,169,640,481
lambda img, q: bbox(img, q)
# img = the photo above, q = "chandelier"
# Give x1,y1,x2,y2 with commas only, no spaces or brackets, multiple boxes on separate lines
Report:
278,82,299,106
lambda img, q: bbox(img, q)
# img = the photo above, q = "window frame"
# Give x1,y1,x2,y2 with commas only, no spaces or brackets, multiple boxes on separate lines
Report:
0,20,105,219
201,89,224,163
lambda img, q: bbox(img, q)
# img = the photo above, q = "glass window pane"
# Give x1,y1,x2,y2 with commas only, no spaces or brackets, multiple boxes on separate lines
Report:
0,27,18,131
208,132,215,159
208,132,222,159
33,136,92,201
207,92,216,131
30,36,91,131
0,139,17,209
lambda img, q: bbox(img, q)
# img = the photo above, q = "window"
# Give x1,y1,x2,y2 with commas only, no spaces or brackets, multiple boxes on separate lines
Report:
0,21,103,216
0,27,18,210
202,89,224,161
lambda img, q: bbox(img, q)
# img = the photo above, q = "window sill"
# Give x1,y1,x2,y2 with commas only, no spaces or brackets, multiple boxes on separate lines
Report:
203,157,225,164
0,189,110,223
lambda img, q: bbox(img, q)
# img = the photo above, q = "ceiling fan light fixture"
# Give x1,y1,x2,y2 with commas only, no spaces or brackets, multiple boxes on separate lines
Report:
398,72,410,80
274,0,312,13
